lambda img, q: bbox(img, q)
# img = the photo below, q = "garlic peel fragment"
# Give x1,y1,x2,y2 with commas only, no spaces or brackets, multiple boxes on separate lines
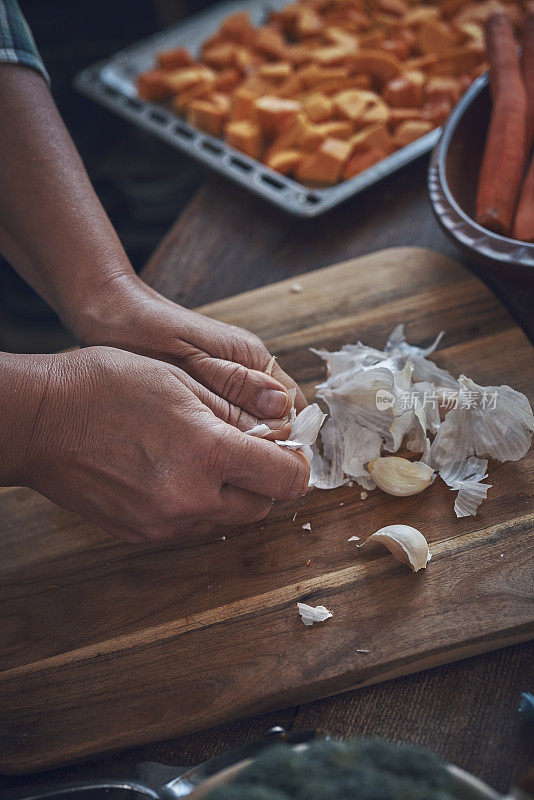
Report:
452,480,492,517
244,423,273,438
368,456,435,497
297,602,333,626
430,376,534,469
278,403,327,448
353,525,431,572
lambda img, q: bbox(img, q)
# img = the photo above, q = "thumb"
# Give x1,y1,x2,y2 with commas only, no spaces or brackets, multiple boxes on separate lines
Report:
183,355,292,420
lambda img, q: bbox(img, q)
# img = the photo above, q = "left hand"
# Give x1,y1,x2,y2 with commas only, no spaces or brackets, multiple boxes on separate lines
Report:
72,275,307,430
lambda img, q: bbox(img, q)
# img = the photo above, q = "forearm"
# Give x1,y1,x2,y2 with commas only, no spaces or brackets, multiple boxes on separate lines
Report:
0,65,136,336
0,351,50,486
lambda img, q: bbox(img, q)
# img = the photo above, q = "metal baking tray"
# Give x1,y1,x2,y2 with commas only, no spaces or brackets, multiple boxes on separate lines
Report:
73,0,442,217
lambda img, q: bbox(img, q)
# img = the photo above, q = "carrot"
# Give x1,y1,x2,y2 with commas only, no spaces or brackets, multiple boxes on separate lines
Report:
521,11,534,151
475,12,528,235
512,153,534,241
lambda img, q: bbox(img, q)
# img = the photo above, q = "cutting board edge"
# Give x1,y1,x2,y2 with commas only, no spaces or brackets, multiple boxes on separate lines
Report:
195,247,478,313
1,622,532,776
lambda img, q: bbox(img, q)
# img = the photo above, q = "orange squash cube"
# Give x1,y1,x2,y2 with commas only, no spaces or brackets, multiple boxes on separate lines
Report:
417,19,460,54
303,92,333,122
230,88,258,121
214,68,241,92
187,98,229,137
382,70,425,108
424,76,462,105
343,146,385,179
225,120,264,159
219,11,254,43
254,26,286,59
265,149,304,175
295,137,353,185
314,120,354,139
393,119,434,147
346,50,401,85
165,65,215,94
258,62,292,81
202,42,237,70
156,48,194,71
136,70,174,102
254,96,302,136
350,122,394,154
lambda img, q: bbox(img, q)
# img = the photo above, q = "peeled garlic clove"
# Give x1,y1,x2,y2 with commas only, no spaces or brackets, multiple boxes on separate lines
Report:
368,456,435,496
356,524,431,572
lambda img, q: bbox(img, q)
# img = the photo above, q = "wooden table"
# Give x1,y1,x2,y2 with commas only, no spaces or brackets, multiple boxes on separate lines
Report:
1,157,533,796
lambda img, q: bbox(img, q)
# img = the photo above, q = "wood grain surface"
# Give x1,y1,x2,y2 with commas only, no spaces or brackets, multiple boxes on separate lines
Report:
1,247,532,777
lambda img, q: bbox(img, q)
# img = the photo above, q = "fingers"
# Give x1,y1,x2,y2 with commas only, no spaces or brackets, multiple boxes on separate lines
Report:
269,359,308,414
184,355,292,420
220,428,311,501
217,485,273,525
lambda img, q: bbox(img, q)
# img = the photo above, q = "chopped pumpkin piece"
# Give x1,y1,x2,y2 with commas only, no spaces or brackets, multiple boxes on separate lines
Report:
172,79,214,113
374,0,409,17
225,120,264,159
156,47,194,71
343,146,386,179
350,122,394,154
254,96,302,135
430,44,485,76
203,42,237,70
230,88,258,121
334,89,390,127
303,92,334,122
265,148,304,174
424,75,462,105
323,27,360,53
315,120,354,139
254,26,286,59
295,137,353,184
258,62,292,81
298,64,348,89
382,70,425,107
187,97,229,137
393,119,434,146
346,50,402,84
219,11,254,43
136,70,174,102
166,65,215,94
214,68,241,92
417,19,460,54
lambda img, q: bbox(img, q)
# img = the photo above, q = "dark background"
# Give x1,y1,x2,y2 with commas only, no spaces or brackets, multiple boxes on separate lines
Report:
0,0,214,353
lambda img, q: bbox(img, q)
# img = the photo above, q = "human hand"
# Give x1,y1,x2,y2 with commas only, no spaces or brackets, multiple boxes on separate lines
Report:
24,347,310,542
72,276,307,425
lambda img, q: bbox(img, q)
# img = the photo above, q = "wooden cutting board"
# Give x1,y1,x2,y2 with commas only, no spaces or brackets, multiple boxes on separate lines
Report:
1,248,533,774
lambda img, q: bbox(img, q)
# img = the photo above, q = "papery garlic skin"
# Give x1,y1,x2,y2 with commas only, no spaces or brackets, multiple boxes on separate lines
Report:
297,602,333,626
368,457,435,497
355,524,431,572
430,376,534,469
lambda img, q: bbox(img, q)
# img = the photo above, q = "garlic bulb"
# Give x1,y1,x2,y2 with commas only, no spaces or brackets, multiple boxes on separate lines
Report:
368,456,435,497
354,524,431,572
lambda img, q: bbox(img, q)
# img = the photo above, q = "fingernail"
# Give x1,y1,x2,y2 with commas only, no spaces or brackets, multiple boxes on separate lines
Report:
258,389,289,418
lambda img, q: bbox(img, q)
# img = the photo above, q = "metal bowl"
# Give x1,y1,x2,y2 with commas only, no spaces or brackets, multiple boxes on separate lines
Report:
428,74,534,285
189,747,502,800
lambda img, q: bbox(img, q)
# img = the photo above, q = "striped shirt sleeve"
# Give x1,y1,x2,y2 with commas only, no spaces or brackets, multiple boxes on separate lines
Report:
0,0,49,85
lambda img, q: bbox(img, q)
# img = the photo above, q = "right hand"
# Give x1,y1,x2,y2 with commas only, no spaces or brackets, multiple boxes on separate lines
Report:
25,347,310,543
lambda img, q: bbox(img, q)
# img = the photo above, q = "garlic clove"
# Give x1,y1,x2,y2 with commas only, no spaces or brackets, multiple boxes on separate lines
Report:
353,524,431,572
368,456,435,497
